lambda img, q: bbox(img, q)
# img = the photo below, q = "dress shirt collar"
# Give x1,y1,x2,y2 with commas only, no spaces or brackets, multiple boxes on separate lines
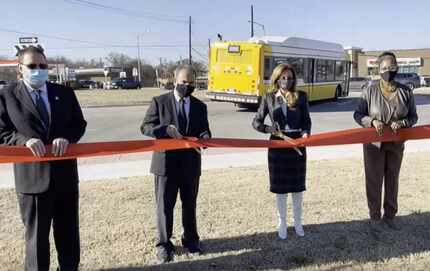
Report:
22,79,47,94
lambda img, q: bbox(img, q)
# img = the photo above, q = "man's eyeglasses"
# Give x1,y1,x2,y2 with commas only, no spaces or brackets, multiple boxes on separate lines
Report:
21,63,49,70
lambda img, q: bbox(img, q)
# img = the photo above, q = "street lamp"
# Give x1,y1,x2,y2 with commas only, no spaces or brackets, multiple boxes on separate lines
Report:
248,20,266,36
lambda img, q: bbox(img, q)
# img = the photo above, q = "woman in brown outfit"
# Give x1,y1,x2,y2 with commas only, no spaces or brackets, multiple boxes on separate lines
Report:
354,51,418,231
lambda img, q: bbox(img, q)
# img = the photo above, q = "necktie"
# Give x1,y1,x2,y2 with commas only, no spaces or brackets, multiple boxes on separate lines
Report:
34,90,50,128
178,98,187,135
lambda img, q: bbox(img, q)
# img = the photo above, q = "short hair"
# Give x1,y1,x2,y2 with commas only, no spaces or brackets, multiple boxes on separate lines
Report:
15,45,46,63
174,64,196,79
377,51,397,66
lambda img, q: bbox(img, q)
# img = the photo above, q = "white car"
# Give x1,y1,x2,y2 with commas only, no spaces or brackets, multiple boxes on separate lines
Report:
420,75,430,87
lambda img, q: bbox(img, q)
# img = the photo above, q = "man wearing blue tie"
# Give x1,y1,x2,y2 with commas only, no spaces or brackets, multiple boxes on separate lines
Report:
0,45,87,270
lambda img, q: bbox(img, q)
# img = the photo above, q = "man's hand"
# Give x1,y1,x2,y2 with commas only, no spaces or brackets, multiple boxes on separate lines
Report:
372,120,385,136
200,132,211,139
52,138,69,157
302,133,309,138
166,125,183,139
25,138,46,157
390,121,402,134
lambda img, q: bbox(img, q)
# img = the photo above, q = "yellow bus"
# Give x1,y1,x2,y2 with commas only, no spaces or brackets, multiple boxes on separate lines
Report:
206,36,351,107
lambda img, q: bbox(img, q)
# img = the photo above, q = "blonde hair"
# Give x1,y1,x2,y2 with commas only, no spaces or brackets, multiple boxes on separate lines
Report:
270,63,298,107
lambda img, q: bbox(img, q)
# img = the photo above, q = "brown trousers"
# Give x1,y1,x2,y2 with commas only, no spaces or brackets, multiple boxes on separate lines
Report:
363,142,404,220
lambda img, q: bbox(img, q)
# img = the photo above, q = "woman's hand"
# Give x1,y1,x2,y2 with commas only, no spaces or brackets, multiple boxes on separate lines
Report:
390,121,402,134
372,120,385,136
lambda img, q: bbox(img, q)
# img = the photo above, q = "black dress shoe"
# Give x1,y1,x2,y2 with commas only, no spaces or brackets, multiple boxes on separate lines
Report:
184,242,203,255
155,243,175,263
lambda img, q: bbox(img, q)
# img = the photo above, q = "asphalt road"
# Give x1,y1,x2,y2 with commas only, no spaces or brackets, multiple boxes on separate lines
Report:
82,91,430,143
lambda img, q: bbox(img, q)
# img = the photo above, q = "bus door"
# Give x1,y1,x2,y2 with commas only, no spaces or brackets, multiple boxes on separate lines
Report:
344,61,352,96
303,58,315,100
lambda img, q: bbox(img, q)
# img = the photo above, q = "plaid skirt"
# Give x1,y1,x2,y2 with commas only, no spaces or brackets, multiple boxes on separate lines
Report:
268,132,307,194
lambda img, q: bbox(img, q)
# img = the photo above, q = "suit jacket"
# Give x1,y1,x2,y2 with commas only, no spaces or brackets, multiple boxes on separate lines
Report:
252,90,312,137
0,81,87,193
141,92,211,177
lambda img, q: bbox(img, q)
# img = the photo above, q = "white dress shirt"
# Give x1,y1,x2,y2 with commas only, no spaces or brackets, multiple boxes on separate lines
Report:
22,80,51,117
275,89,287,117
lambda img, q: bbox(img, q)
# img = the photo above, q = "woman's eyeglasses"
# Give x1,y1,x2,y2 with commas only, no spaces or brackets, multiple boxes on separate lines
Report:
21,63,49,70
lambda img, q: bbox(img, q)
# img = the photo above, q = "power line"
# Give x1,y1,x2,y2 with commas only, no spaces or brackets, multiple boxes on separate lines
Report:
0,45,207,51
0,27,123,47
192,47,208,59
0,27,207,50
191,48,208,63
63,0,189,23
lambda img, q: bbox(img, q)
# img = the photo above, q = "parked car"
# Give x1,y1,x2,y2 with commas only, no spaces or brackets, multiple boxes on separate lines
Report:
349,76,369,91
78,80,98,89
107,78,140,90
0,80,7,90
420,75,430,87
394,73,420,90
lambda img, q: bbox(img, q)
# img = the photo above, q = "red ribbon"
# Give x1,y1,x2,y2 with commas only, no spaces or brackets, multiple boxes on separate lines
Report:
1,125,430,164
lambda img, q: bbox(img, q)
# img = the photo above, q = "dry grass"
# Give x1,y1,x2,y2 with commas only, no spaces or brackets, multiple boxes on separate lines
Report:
1,152,430,270
75,88,208,107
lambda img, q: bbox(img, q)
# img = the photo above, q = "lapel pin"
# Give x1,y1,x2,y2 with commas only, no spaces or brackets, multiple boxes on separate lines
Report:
55,96,59,100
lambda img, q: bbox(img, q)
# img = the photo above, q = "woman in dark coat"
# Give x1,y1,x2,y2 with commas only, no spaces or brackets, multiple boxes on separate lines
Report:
252,63,312,239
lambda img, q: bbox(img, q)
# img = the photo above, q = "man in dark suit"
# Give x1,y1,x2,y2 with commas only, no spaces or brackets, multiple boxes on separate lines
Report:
0,46,87,270
141,65,211,263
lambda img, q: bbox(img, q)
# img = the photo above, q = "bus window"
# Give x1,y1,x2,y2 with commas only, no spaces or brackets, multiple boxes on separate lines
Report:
287,58,304,80
304,58,314,83
335,61,345,81
264,56,273,80
316,59,335,82
272,57,304,80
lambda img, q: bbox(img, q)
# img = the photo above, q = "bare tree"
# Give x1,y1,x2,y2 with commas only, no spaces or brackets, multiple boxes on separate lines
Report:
105,52,133,69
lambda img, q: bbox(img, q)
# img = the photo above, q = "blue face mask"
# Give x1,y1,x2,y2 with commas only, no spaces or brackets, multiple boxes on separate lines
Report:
23,69,48,89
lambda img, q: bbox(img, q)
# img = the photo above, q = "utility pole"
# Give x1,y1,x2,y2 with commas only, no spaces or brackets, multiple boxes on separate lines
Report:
189,16,192,65
137,35,142,84
251,5,254,37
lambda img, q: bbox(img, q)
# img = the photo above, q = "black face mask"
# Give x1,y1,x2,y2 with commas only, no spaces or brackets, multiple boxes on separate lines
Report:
381,71,397,82
176,84,195,97
278,79,295,91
